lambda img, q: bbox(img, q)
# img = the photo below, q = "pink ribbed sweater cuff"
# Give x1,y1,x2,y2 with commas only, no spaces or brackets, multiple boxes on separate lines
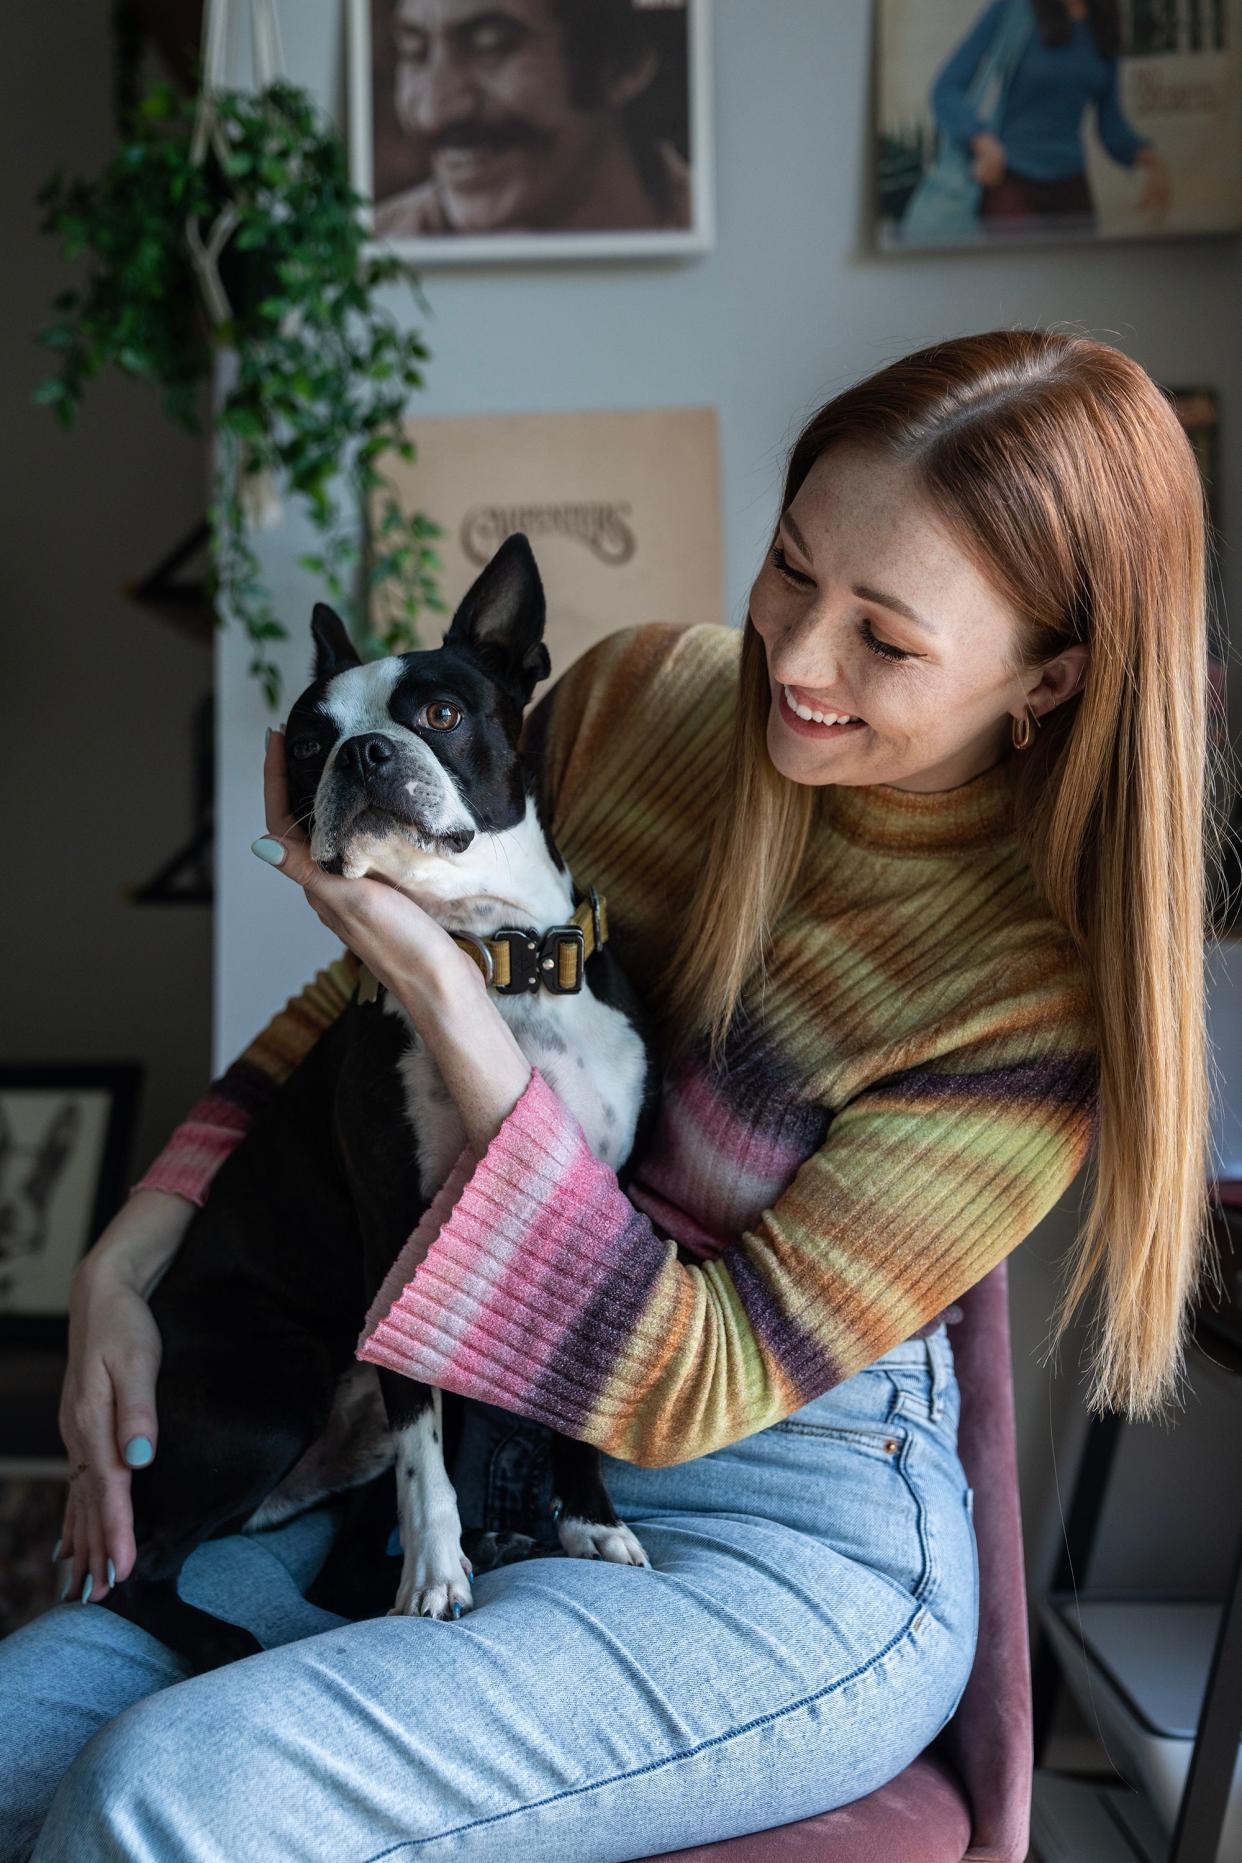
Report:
356,1066,650,1426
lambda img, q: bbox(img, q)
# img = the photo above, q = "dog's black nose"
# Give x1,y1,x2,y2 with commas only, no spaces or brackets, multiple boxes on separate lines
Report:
338,734,395,783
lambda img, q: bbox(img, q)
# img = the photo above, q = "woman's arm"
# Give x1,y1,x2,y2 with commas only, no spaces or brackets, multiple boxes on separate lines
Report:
930,0,1009,147
359,998,1100,1467
1093,58,1150,168
58,955,361,1603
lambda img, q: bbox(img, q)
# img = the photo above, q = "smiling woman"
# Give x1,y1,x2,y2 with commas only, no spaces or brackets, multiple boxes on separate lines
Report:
1,329,1228,1863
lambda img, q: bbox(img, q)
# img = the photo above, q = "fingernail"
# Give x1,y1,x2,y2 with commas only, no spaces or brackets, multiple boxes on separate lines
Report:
80,1575,93,1603
51,1536,62,1562
265,726,272,752
451,1602,462,1618
251,836,285,867
57,1572,72,1603
124,1435,154,1468
106,1556,116,1588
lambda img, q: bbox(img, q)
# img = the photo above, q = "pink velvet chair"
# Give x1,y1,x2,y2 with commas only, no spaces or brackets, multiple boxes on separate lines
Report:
646,1260,1031,1863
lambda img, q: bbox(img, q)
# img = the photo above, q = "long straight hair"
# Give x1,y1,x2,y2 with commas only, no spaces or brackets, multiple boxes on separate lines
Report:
657,330,1234,1423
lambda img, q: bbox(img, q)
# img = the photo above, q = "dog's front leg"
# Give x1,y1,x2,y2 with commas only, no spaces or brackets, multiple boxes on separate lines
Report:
382,1373,474,1620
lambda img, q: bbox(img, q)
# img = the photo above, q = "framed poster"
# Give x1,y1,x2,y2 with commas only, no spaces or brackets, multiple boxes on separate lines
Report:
0,1064,141,1344
348,0,714,262
877,0,1242,250
369,406,723,683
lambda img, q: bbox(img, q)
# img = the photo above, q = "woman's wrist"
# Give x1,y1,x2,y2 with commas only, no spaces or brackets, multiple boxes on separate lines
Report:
78,1189,195,1299
405,962,535,1156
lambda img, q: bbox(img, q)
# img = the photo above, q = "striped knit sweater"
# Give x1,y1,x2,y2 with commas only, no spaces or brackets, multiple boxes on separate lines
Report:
133,622,1099,1467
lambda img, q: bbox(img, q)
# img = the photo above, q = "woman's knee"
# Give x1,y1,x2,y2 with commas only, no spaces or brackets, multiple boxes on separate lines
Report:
32,1692,189,1863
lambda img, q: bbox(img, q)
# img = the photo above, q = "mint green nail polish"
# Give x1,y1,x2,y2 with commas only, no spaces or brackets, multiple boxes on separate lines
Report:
58,1572,72,1603
251,837,285,867
124,1435,153,1468
52,1536,62,1563
265,726,272,752
106,1556,116,1588
80,1575,93,1603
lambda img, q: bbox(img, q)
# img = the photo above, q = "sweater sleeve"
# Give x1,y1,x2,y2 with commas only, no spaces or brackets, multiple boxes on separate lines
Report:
129,953,361,1206
930,0,1009,148
1094,60,1149,167
358,1010,1099,1467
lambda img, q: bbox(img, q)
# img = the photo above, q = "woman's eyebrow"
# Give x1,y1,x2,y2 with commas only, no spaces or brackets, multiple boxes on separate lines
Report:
852,584,939,635
779,514,938,636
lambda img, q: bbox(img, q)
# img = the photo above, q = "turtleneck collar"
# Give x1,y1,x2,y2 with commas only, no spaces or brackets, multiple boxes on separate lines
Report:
819,751,1021,856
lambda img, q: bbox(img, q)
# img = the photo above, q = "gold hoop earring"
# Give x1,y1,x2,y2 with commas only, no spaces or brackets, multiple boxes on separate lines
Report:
1011,706,1038,750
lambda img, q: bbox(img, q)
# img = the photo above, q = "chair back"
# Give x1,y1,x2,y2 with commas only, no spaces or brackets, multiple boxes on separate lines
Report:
935,1259,1031,1863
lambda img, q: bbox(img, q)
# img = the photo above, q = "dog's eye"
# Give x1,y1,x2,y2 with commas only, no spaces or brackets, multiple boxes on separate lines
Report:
424,701,462,731
289,739,322,761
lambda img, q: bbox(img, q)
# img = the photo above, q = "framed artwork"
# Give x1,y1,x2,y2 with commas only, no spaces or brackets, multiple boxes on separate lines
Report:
347,0,714,262
366,405,723,683
0,1064,141,1344
876,0,1242,251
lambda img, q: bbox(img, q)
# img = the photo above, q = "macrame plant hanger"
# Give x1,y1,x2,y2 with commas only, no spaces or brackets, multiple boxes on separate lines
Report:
186,0,287,530
123,0,287,907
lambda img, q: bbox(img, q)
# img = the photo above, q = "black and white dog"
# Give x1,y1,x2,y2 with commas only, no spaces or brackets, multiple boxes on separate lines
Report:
102,534,659,1670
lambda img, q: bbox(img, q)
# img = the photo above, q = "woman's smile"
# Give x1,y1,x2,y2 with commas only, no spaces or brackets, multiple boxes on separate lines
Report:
777,683,867,738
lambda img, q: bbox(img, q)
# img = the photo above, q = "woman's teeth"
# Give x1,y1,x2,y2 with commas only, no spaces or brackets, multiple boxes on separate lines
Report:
784,685,857,726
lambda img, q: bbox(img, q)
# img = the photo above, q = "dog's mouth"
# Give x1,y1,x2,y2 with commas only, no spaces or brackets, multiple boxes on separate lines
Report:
321,802,475,875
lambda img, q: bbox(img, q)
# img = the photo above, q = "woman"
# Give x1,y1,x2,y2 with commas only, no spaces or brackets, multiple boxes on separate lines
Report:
1,329,1223,1860
931,0,1172,235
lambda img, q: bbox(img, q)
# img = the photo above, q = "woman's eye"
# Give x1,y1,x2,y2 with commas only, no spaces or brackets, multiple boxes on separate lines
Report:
859,621,913,664
770,543,813,587
289,739,321,761
770,544,914,664
424,701,462,731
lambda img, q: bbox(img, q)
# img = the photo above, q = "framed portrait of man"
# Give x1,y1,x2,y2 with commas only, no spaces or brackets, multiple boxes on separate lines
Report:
876,0,1242,250
348,0,714,262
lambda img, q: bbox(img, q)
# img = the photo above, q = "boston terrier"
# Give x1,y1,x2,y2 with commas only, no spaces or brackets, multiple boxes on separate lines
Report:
101,533,659,1671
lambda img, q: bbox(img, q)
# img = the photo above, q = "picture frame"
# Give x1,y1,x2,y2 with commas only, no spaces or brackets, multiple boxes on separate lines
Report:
876,0,1242,252
347,0,714,263
0,1064,142,1346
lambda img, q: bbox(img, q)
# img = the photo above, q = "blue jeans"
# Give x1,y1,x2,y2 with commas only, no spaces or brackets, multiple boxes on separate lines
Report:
0,1324,978,1862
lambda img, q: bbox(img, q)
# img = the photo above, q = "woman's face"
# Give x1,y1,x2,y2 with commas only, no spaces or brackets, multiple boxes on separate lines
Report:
748,442,1084,793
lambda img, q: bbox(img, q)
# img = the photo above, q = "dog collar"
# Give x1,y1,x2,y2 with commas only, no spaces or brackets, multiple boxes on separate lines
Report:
356,887,608,1005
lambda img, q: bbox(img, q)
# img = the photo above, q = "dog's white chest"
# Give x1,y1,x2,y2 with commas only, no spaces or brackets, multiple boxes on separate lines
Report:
383,987,646,1199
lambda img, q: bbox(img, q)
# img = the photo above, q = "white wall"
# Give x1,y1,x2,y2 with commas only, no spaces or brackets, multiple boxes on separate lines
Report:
213,1,1242,1602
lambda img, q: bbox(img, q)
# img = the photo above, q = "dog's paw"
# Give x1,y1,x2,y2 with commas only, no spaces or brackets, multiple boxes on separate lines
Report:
388,1548,475,1621
556,1515,651,1566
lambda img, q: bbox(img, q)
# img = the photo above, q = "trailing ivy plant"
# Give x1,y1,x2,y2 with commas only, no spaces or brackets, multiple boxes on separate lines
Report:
34,76,444,709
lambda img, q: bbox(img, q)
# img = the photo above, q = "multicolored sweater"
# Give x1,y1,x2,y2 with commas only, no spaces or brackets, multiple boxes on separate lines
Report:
133,622,1099,1467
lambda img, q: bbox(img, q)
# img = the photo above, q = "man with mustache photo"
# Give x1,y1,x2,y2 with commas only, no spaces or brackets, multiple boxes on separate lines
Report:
373,0,693,238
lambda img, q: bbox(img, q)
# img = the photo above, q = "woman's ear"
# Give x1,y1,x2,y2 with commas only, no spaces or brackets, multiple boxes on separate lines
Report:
1027,644,1090,718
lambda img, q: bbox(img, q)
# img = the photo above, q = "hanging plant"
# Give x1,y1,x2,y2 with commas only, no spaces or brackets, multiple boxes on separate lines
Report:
34,75,445,709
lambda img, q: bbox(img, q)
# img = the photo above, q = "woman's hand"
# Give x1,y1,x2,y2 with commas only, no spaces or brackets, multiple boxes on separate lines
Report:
1135,147,1171,220
255,727,534,1156
252,728,485,1021
55,1189,193,1605
969,131,1007,188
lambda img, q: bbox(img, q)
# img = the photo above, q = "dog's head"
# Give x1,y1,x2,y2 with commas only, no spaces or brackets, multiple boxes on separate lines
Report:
284,533,552,898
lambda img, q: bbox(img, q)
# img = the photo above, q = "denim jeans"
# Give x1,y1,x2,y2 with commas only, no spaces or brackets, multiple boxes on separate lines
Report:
0,1324,978,1862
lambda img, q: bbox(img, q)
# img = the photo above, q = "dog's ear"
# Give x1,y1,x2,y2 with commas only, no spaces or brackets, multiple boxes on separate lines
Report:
311,603,362,682
443,533,551,706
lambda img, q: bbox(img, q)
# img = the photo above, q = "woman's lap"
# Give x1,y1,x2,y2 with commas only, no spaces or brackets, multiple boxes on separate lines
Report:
0,1326,978,1863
